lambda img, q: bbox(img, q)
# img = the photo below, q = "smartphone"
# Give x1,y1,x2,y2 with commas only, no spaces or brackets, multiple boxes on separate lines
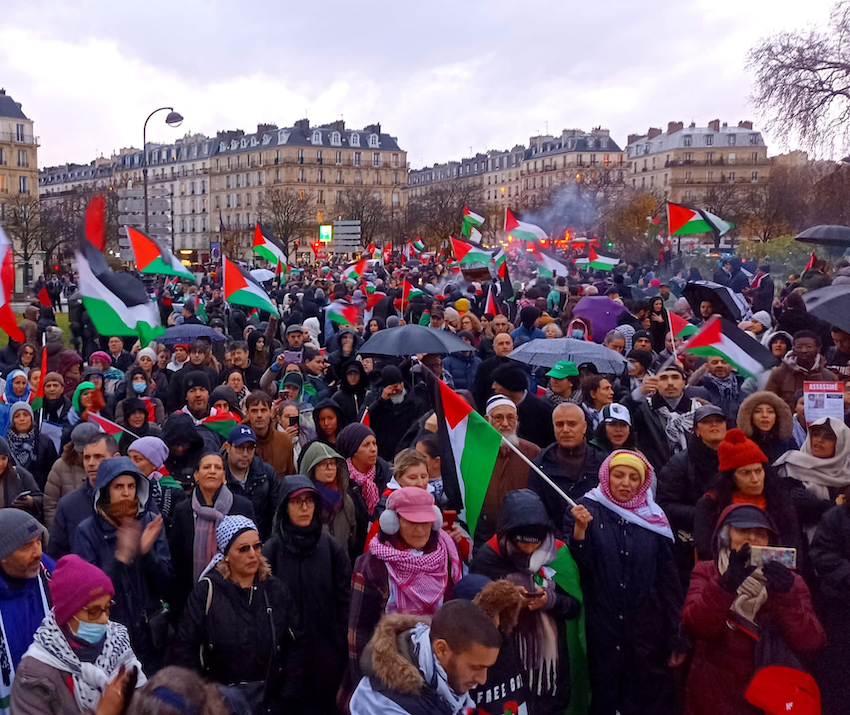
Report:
749,545,797,570
122,665,138,708
442,510,457,529
288,415,299,427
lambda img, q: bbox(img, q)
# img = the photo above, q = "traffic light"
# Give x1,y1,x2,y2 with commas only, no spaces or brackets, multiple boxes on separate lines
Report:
294,240,300,249
312,242,320,253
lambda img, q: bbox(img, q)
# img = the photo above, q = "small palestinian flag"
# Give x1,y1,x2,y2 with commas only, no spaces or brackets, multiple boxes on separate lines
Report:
127,227,196,281
485,284,501,315
412,237,425,253
450,236,492,265
328,299,358,326
252,223,288,270
342,257,367,283
400,280,424,302
461,206,485,237
418,309,431,326
30,346,48,412
87,413,136,440
684,317,776,378
361,407,370,427
382,242,392,264
366,291,387,311
202,409,240,439
669,312,698,339
667,202,733,237
804,252,816,272
223,256,279,317
530,245,571,278
76,238,163,345
38,286,51,308
491,248,507,279
586,246,620,271
505,208,547,241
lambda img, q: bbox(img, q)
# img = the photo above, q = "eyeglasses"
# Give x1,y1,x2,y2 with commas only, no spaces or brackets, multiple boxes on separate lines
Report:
232,443,256,453
81,600,114,620
290,496,315,508
236,542,263,554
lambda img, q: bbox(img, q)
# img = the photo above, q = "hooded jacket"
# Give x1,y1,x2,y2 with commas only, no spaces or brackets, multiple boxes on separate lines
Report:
765,354,838,412
327,329,360,382
160,413,207,491
312,397,349,447
735,390,798,465
114,368,165,426
332,360,369,424
263,475,352,715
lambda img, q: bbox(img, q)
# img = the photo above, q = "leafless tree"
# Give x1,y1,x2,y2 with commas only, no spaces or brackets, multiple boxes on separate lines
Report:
2,193,45,282
748,1,850,153
337,188,387,245
257,186,314,256
408,180,484,243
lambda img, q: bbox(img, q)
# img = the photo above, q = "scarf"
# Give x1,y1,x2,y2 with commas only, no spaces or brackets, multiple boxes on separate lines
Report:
5,425,36,470
782,352,826,376
717,549,768,635
369,530,461,616
347,458,379,515
654,395,700,453
280,515,323,554
314,481,343,523
749,272,766,291
704,373,739,405
544,387,572,406
774,417,850,496
23,612,146,713
191,486,234,580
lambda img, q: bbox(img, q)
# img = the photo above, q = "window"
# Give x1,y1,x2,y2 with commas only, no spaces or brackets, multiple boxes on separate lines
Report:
318,169,324,183
393,172,399,184
663,174,668,186
705,134,714,146
297,149,304,163
317,190,324,204
728,171,736,182
15,124,24,141
685,171,692,182
749,134,759,145
683,135,692,147
215,196,221,209
236,194,242,207
336,151,342,165
246,193,252,206
706,171,714,182
18,176,27,193
354,152,362,166
317,150,323,164
728,153,736,164
391,153,399,167
336,190,343,204
311,130,322,145
650,176,655,187
350,133,360,147
684,153,692,162
590,154,597,166
751,152,759,163
706,152,714,164
751,171,759,182
354,171,362,185
372,153,381,167
17,150,26,167
727,134,736,146
226,194,231,208
274,168,280,183
227,157,232,170
392,192,399,207
298,169,305,182
331,132,341,146
336,170,343,184
0,148,4,165
369,134,379,148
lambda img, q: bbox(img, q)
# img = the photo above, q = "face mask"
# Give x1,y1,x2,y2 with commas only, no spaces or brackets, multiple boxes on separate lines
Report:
571,330,584,339
132,382,146,394
74,618,107,644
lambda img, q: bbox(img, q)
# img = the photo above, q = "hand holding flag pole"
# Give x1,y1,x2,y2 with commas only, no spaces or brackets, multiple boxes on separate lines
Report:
499,437,578,508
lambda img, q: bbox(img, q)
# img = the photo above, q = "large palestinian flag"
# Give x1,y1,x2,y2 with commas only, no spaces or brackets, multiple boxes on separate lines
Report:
223,256,279,317
684,317,775,378
530,245,571,278
342,257,367,283
76,239,163,345
505,208,547,241
252,223,288,272
127,227,196,281
327,299,359,326
400,280,424,302
0,226,23,342
450,236,492,265
461,206,485,237
667,202,733,237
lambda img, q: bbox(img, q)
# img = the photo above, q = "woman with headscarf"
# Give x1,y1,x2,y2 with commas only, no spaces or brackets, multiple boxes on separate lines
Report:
114,368,165,427
470,489,581,715
775,416,850,541
736,391,797,465
264,476,351,715
57,350,84,399
11,555,145,715
311,398,348,447
220,366,248,412
648,295,669,353
570,450,687,715
170,515,303,714
683,505,825,715
60,381,105,450
0,436,43,515
168,452,254,619
0,369,31,435
6,402,57,490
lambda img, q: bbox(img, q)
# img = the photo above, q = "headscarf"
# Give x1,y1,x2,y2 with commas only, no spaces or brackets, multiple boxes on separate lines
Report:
774,417,850,499
199,514,258,579
6,402,36,469
337,423,380,513
584,449,672,540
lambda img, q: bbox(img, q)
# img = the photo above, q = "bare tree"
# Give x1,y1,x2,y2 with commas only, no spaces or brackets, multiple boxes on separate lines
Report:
410,180,484,243
337,188,387,245
748,1,850,153
257,186,314,257
2,193,45,283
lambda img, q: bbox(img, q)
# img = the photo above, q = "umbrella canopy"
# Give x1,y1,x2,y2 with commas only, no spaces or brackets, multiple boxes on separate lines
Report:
803,285,850,333
357,324,473,356
250,268,276,282
572,296,629,343
159,324,227,345
682,280,751,323
508,337,627,373
795,225,850,247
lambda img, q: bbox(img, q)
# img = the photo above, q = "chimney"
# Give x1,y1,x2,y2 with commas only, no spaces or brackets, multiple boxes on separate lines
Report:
364,123,382,135
708,119,720,132
627,133,642,145
647,127,662,140
667,121,684,135
294,118,310,133
738,120,753,130
256,123,278,134
327,119,345,133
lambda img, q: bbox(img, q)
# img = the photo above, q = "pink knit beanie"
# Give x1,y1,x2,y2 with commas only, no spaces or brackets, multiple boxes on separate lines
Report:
51,554,115,626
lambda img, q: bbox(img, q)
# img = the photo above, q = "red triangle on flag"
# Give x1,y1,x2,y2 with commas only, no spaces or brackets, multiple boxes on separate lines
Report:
686,317,721,350
38,285,51,307
805,252,816,272
127,227,162,271
589,246,599,262
667,202,695,235
504,208,520,232
223,256,249,298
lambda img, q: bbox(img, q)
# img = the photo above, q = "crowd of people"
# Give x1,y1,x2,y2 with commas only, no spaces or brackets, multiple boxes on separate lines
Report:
1,251,849,715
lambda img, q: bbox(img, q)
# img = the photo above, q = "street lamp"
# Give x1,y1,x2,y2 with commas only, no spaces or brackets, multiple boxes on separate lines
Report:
142,107,184,237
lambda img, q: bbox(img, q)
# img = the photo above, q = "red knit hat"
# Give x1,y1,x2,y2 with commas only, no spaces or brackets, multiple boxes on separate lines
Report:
51,555,115,626
718,428,768,472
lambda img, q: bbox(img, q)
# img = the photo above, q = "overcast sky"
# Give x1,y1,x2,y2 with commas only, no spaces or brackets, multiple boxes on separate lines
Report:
3,0,836,170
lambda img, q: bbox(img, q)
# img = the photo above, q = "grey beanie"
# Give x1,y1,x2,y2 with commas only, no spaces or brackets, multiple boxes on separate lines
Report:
71,422,103,453
0,508,45,560
9,401,34,421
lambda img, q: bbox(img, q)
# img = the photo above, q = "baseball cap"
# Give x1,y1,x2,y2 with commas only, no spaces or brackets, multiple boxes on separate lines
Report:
227,425,257,446
286,323,305,335
546,360,579,379
387,486,438,524
720,504,778,535
601,403,631,426
694,404,725,423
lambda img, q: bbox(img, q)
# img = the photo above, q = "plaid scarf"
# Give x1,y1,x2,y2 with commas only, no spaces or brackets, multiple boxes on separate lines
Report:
5,425,36,470
346,458,379,515
705,373,740,405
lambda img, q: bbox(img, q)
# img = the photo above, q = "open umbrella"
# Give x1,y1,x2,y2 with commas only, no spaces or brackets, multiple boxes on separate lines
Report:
159,324,227,345
250,268,276,282
794,225,850,247
507,337,627,373
357,324,473,356
682,280,750,323
572,296,629,343
803,285,850,333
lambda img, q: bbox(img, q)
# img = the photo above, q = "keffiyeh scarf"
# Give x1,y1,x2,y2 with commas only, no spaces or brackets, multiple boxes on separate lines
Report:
6,425,36,469
346,458,379,515
655,396,701,453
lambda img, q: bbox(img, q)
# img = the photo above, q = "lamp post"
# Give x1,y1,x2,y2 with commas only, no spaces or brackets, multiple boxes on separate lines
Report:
142,107,183,237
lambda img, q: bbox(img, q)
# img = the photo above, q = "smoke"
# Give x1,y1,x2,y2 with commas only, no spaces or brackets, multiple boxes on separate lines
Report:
520,182,598,234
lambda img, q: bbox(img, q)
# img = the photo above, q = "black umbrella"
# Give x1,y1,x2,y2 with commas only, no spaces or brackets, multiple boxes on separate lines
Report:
803,285,850,333
795,225,850,248
159,324,227,345
357,325,472,356
682,280,749,323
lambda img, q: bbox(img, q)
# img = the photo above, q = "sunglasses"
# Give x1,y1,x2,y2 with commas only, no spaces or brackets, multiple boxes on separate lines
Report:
235,542,263,554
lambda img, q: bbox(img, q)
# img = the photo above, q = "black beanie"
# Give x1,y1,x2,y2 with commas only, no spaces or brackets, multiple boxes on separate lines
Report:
380,365,404,388
491,364,528,393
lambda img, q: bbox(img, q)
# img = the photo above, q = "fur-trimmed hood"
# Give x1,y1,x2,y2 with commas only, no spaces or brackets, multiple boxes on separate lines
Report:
362,614,430,695
736,390,793,439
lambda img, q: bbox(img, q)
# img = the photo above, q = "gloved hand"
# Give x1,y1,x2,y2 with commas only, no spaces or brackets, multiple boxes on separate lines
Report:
719,545,755,593
762,560,795,594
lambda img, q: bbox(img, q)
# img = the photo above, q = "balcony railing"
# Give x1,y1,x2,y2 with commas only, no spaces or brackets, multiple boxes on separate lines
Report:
0,132,39,146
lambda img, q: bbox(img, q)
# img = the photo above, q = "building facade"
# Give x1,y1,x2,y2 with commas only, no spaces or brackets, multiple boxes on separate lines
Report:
625,120,770,203
0,89,39,217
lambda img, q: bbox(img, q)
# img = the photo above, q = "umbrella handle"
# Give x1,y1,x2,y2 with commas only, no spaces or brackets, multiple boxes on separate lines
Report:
501,437,577,508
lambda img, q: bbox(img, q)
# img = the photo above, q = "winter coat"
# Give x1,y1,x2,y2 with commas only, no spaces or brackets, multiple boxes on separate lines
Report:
39,395,71,425
0,463,43,518
9,655,89,715
570,498,686,715
696,372,746,424
472,355,511,415
0,556,53,672
765,359,838,413
349,456,392,555
311,397,349,447
166,363,219,413
367,389,427,461
224,453,280,540
248,423,296,481
750,273,775,313
624,390,697,472
160,413,208,491
516,392,556,448
43,454,86,527
47,479,94,559
683,559,825,715
528,441,605,534
167,486,255,619
657,437,719,534
4,431,56,492
332,360,369,424
263,475,352,715
442,352,481,392
736,390,798,465
170,565,303,714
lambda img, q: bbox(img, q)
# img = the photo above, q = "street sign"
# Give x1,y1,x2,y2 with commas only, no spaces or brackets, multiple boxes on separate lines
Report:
118,198,171,213
319,224,333,242
332,219,361,254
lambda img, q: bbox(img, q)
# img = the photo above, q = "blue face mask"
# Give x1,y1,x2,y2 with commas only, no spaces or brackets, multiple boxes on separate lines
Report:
74,619,107,644
571,330,584,339
132,382,146,394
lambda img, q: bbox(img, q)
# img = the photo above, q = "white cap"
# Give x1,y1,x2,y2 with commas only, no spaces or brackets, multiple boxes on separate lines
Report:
486,395,516,416
601,403,632,426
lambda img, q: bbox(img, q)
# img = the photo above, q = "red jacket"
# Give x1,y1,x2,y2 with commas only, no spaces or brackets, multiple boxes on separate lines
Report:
683,560,825,715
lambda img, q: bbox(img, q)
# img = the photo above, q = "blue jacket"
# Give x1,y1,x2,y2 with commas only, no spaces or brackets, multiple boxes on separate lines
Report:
442,352,482,391
47,479,95,559
0,555,53,670
510,325,545,347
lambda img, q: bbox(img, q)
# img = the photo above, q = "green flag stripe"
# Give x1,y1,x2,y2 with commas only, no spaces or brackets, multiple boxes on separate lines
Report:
450,411,501,535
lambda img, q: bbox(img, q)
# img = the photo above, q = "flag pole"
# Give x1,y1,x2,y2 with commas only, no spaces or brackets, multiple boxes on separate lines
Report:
500,436,577,508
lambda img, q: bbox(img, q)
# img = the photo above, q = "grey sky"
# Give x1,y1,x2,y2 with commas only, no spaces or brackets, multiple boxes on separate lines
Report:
3,0,836,169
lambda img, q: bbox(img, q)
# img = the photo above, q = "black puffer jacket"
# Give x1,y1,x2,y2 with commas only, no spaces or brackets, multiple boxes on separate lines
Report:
224,453,281,540
263,476,351,715
656,436,719,533
160,413,207,492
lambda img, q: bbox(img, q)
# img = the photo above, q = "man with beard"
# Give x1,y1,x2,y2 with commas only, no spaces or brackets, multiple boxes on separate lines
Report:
244,391,296,478
491,363,555,449
180,371,213,424
166,339,219,411
367,366,426,461
0,509,52,699
473,396,541,547
73,456,173,669
39,372,71,424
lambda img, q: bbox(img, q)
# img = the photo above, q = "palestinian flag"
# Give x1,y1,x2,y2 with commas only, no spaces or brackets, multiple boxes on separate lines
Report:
87,413,136,440
366,291,386,311
127,227,196,281
361,407,370,427
667,202,733,237
342,257,367,283
252,223,288,271
411,237,425,253
485,284,501,315
0,227,23,342
223,256,279,317
30,346,48,412
328,299,358,326
382,242,392,264
461,206,485,237
76,239,163,345
468,226,483,244
505,208,547,241
669,312,698,339
38,286,51,308
202,409,240,439
418,309,431,326
586,246,620,271
684,317,776,378
490,248,507,279
400,280,424,302
450,236,492,265
530,245,571,278
804,252,816,272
